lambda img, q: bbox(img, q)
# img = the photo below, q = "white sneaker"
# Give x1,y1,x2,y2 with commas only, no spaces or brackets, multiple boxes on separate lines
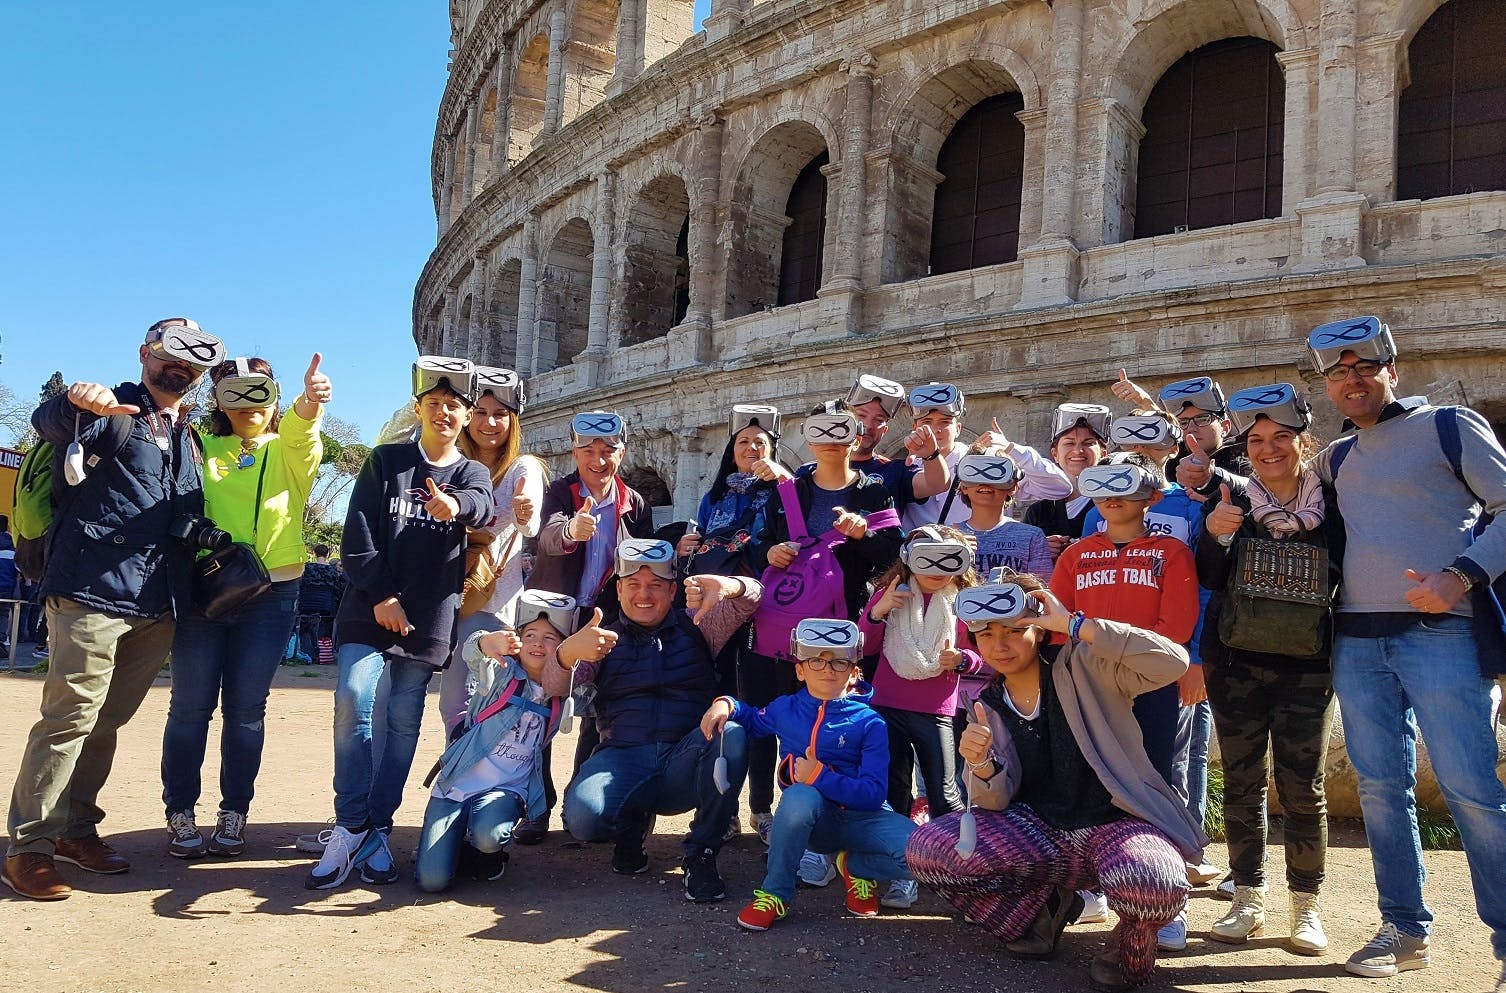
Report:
1186,860,1222,885
1289,891,1327,956
1157,910,1189,952
167,810,206,859
1213,872,1236,900
296,823,335,855
751,812,774,846
359,831,398,885
1210,884,1267,943
796,850,836,887
1074,889,1109,925
304,825,377,890
881,878,919,909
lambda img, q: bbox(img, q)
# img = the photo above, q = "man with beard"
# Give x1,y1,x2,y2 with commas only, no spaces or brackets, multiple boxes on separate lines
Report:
3,318,224,900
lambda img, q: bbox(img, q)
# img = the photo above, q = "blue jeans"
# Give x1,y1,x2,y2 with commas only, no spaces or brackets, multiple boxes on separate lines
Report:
1333,617,1506,960
1175,698,1213,828
564,723,749,857
1133,683,1184,802
762,783,915,903
415,788,522,892
332,643,435,831
161,581,299,816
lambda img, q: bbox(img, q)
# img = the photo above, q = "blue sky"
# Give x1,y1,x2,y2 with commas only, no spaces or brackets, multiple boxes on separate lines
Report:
1,1,711,443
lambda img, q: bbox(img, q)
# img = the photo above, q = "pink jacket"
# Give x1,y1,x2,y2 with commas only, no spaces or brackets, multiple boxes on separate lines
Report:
858,587,983,717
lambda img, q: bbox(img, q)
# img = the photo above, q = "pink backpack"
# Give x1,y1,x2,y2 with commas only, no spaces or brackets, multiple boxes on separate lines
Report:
750,479,898,659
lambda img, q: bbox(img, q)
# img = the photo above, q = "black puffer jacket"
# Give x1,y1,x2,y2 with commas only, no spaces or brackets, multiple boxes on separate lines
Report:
592,611,719,747
35,382,202,619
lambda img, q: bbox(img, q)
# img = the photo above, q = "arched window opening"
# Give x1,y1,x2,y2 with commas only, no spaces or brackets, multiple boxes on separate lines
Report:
777,151,829,306
930,92,1026,275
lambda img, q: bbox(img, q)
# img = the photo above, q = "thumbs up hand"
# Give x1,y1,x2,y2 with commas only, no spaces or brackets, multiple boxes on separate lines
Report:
302,352,332,405
1205,484,1244,537
557,606,618,668
957,701,995,767
938,637,964,672
423,477,460,521
1176,435,1213,491
568,496,598,542
511,474,534,528
974,416,1014,455
1111,368,1155,409
793,742,820,783
1403,568,1469,613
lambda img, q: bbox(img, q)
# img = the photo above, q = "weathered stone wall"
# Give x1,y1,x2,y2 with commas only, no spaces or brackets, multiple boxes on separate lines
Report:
417,0,1506,518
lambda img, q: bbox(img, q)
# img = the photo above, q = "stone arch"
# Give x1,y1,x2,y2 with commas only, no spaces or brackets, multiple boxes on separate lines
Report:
456,293,474,359
619,173,691,346
537,217,594,372
620,464,672,508
565,0,619,127
510,32,550,166
724,119,834,319
884,58,1032,283
1376,0,1453,44
422,299,444,353
1104,0,1298,113
486,256,522,368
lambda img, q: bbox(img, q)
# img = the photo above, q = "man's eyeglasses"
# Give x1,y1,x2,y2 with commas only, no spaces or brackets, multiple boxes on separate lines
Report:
801,657,857,673
1322,360,1386,382
1177,413,1220,429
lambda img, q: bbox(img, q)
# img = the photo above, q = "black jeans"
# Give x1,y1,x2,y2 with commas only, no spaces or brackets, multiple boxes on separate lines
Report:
738,649,797,815
878,706,963,817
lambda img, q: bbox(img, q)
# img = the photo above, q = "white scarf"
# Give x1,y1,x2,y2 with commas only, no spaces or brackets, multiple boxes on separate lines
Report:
883,587,959,680
1247,467,1325,539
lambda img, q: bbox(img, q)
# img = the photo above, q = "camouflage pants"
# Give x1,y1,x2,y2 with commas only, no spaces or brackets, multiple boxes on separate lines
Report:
1205,661,1336,893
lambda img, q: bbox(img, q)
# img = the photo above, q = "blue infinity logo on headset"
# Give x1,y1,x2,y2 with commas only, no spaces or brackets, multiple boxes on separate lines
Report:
1080,468,1138,493
222,383,274,405
1231,388,1291,408
478,370,516,386
1313,319,1378,345
800,622,855,646
808,421,853,439
911,386,956,406
1162,380,1210,398
915,548,968,573
536,595,573,608
961,588,1023,616
961,460,1016,483
1114,423,1166,441
576,415,621,434
622,541,672,561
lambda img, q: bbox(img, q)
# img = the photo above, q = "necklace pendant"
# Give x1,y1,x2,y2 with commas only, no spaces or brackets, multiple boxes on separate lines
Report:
237,452,256,469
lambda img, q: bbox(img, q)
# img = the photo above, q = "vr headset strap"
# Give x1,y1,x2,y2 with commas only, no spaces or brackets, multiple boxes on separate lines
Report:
938,476,962,523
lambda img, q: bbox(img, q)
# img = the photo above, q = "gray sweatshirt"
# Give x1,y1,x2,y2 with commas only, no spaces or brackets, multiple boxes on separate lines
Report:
1316,403,1506,616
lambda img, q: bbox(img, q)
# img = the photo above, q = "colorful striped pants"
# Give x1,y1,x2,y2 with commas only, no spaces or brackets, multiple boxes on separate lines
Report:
907,805,1187,985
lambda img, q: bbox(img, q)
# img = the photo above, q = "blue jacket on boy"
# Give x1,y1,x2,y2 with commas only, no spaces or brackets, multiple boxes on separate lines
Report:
724,683,889,811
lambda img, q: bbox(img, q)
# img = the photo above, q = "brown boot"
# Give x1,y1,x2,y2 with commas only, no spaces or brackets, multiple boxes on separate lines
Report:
1005,888,1085,960
55,835,130,874
1089,924,1132,992
2,852,72,900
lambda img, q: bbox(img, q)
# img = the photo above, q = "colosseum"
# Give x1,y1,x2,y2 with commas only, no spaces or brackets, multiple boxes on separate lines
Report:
414,0,1506,520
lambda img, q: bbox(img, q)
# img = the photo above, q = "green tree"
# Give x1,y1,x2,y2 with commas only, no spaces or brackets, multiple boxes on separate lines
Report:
39,371,65,403
306,412,369,531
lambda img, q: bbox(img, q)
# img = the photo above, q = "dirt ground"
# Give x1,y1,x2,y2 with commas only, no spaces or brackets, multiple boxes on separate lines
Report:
0,665,1499,993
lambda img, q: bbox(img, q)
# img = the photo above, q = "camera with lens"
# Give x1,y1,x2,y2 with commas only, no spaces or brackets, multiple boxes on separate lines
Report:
169,514,232,553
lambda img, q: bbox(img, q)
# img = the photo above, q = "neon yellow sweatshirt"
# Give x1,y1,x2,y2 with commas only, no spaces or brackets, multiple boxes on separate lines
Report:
198,404,324,581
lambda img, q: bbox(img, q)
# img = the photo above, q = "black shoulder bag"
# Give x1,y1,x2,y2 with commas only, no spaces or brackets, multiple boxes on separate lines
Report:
194,454,272,619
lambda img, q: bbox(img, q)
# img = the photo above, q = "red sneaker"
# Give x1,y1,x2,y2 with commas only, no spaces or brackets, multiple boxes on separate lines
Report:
909,796,931,826
737,890,789,931
836,852,879,917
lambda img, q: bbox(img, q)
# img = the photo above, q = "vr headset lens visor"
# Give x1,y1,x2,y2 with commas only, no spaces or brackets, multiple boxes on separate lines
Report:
1159,376,1226,415
413,356,478,404
475,366,525,412
572,411,626,448
148,322,227,371
957,454,1022,487
789,619,864,664
514,591,578,637
905,539,975,577
1307,316,1395,373
729,404,781,440
1110,415,1181,449
802,412,861,447
614,538,677,580
1077,462,1159,501
214,358,280,410
908,383,963,417
956,583,1045,633
1051,403,1112,442
846,375,906,417
1227,383,1311,436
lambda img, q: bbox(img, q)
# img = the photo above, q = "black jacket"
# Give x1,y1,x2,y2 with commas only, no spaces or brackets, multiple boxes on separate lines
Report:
35,382,202,619
532,473,654,602
336,443,493,667
750,473,903,620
